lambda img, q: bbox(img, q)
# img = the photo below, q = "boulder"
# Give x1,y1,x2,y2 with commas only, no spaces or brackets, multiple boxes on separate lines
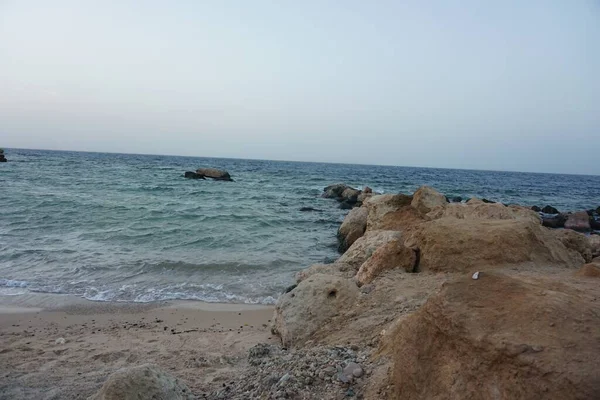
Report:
341,187,361,202
295,262,355,283
337,207,368,252
196,168,232,181
388,273,600,400
531,205,541,212
555,229,593,263
355,240,417,285
363,186,373,194
183,171,205,179
272,274,359,347
364,194,413,230
451,196,463,203
426,202,541,224
88,364,194,400
589,235,600,258
542,205,559,214
356,192,373,204
322,183,353,200
575,263,600,278
411,186,447,214
409,218,583,273
564,211,591,232
337,230,403,269
542,213,567,228
466,197,484,205
590,218,600,230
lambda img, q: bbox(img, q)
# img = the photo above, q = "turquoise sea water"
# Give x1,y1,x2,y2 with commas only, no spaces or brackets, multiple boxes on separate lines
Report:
1,149,599,304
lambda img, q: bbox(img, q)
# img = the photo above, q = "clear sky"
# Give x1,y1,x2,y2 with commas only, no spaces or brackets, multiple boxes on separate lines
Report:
1,1,598,174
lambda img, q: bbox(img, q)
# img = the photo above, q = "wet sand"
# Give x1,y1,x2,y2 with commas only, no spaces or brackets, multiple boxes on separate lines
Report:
0,293,275,399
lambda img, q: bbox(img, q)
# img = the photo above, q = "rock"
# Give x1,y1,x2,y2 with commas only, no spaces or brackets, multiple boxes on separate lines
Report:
338,207,368,253
356,192,373,204
55,337,66,345
542,213,567,228
364,194,413,230
466,197,484,205
295,262,355,283
0,149,7,162
541,205,559,214
363,186,372,194
339,201,354,210
555,229,593,263
451,196,463,203
409,217,583,273
343,362,363,379
355,240,417,286
574,263,600,278
323,184,353,200
564,211,591,232
388,272,600,400
272,274,359,347
481,198,495,204
531,205,541,212
426,202,541,224
88,364,194,400
589,235,600,258
337,230,403,269
184,171,205,179
591,218,600,230
341,188,361,202
411,186,447,214
196,167,233,181
299,207,322,212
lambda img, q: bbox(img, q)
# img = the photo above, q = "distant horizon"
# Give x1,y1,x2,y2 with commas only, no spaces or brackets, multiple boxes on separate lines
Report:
5,146,599,177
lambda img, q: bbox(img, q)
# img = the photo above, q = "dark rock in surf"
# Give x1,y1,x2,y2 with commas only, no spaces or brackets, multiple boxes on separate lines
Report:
542,205,559,214
184,171,205,179
299,207,322,212
542,214,567,229
0,149,6,162
196,168,233,181
481,198,495,204
452,196,463,203
531,205,541,212
322,184,352,200
339,201,354,210
591,218,600,231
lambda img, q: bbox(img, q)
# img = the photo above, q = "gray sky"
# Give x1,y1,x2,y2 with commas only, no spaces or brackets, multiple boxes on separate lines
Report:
1,1,599,174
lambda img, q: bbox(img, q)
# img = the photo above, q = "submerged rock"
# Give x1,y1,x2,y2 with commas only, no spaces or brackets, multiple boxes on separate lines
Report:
184,171,205,179
89,364,194,400
196,168,233,181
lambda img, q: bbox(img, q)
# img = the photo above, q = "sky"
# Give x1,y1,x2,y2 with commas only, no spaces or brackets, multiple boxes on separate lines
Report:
0,1,599,174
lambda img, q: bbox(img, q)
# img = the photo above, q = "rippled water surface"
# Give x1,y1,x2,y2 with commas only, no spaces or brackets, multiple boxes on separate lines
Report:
1,149,599,303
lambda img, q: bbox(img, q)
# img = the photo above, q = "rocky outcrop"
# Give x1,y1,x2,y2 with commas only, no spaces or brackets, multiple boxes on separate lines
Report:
426,202,541,224
411,186,447,214
337,230,403,269
184,171,205,179
89,364,194,400
322,184,375,209
364,194,413,230
589,235,600,258
295,262,355,283
564,211,591,231
355,240,417,286
542,213,567,228
555,229,593,263
196,168,233,181
337,207,368,252
409,218,583,272
542,205,559,214
272,274,359,347
388,272,600,400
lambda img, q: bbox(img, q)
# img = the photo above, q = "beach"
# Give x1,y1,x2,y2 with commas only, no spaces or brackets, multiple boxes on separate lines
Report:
0,294,274,399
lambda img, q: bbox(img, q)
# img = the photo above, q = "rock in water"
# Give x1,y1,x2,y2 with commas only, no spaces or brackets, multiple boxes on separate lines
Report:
88,364,194,400
183,171,205,179
542,213,567,228
541,205,559,214
196,168,233,181
531,205,541,212
564,211,591,232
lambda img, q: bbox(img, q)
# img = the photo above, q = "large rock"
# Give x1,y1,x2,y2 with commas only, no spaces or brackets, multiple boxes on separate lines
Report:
542,213,567,228
355,240,417,286
589,235,600,258
272,274,359,347
409,218,583,272
542,205,560,214
337,230,403,269
295,262,355,283
411,186,447,214
337,207,368,252
89,364,194,400
196,168,232,181
564,211,591,232
389,273,600,400
575,262,600,278
426,202,541,224
364,194,413,230
555,229,593,263
322,183,353,199
184,171,205,179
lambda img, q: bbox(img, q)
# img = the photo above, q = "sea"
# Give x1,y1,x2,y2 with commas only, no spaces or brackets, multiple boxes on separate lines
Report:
1,149,599,304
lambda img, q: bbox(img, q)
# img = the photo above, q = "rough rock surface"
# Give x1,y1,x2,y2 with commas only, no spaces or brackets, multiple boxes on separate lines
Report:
542,205,560,214
555,229,593,263
410,186,447,214
337,207,368,252
542,213,567,228
564,211,591,231
196,168,233,181
295,262,355,283
356,240,417,286
426,202,541,224
388,272,600,400
337,230,403,269
184,171,205,179
273,274,359,347
575,263,600,277
89,364,194,400
410,218,583,272
364,194,413,230
589,235,600,258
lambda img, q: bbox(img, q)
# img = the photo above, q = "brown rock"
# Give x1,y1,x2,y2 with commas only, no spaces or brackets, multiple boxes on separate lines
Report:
575,263,600,277
555,229,593,263
337,230,403,269
411,186,447,214
363,186,373,194
272,274,359,347
295,262,355,283
389,272,600,400
564,211,591,232
356,240,416,285
364,194,413,230
338,207,368,252
89,364,194,400
196,167,232,181
589,235,600,258
426,202,541,224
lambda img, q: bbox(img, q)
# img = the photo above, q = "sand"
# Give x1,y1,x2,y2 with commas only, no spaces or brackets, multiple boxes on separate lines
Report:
0,293,275,399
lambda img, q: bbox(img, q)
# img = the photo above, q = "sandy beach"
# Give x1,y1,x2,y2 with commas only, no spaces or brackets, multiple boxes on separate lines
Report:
0,293,274,399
